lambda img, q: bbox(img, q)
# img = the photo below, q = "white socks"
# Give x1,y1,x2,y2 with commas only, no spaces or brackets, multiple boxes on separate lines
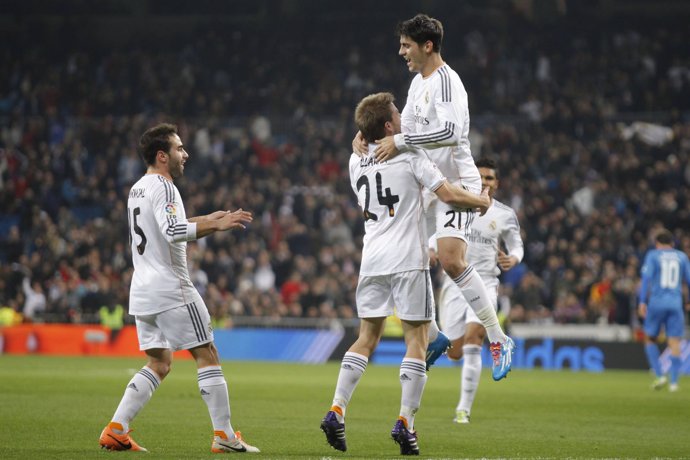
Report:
457,344,482,413
112,367,161,432
331,352,368,422
198,366,234,437
452,266,507,343
399,358,427,431
427,319,440,342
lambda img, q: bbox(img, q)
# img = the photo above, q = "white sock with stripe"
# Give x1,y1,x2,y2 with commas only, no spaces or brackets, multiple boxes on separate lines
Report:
452,266,507,343
399,358,427,431
198,366,234,437
331,352,368,422
427,319,440,342
457,344,482,413
112,366,161,433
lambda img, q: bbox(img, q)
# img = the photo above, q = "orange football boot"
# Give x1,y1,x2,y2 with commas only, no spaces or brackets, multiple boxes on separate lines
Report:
99,422,147,452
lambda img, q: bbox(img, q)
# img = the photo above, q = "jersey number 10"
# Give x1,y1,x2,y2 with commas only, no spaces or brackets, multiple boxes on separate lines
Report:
660,258,680,289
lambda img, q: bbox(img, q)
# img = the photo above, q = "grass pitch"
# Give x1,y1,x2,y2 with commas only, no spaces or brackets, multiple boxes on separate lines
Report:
0,355,688,459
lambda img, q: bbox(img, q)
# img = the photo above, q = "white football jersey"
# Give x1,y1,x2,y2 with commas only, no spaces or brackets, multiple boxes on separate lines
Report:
395,63,481,191
127,174,198,315
350,145,445,276
465,199,524,279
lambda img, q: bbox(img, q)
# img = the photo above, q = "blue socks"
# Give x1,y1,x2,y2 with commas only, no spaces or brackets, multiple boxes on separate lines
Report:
644,343,662,377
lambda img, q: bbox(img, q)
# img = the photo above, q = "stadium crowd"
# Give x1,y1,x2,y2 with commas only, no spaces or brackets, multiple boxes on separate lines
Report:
1,7,689,331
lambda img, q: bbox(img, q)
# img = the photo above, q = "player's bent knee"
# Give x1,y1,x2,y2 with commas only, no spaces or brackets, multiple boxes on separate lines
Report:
149,362,171,379
439,258,468,279
465,328,485,345
447,348,463,361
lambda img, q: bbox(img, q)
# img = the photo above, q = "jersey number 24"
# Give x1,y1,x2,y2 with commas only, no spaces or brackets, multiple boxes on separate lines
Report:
356,172,400,221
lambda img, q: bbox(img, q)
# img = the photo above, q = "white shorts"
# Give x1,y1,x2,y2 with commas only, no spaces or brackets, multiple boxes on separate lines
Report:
135,296,213,351
356,270,434,321
424,186,478,243
438,275,498,341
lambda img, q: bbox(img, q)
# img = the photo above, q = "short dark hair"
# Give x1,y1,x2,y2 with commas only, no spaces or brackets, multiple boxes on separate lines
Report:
475,157,499,178
355,92,395,143
138,123,178,166
655,230,673,246
396,14,444,53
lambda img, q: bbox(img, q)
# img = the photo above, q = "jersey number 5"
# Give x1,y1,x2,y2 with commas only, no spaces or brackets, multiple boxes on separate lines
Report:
356,172,400,221
127,207,147,255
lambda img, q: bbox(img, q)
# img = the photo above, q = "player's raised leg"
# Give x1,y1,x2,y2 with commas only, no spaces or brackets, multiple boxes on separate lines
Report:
438,236,514,380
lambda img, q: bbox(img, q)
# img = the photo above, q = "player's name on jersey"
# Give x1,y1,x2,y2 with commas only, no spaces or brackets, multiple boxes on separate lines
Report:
129,188,146,199
360,156,386,168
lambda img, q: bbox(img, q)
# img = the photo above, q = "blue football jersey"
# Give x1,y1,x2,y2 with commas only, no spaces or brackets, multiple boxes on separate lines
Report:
639,248,690,310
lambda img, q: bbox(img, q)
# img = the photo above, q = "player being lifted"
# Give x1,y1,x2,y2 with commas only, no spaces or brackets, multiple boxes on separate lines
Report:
433,158,524,423
321,92,489,456
356,13,514,378
99,123,259,454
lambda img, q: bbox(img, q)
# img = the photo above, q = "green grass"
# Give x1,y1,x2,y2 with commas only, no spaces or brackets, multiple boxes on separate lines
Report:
0,355,688,459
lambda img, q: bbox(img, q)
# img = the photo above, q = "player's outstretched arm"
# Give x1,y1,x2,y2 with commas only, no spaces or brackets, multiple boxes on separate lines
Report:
195,209,253,238
434,183,490,215
189,211,231,223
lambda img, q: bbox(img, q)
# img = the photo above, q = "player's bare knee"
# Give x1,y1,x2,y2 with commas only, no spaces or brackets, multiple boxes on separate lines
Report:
361,341,379,356
149,361,171,379
465,325,485,345
440,257,468,279
447,347,463,361
352,335,380,356
207,342,221,362
464,337,483,347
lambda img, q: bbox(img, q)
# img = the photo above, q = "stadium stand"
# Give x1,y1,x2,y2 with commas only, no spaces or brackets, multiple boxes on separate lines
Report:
1,0,689,336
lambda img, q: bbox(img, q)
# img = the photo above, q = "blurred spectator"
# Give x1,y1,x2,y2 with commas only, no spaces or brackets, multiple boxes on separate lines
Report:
281,271,305,306
253,250,276,292
510,271,551,324
99,301,124,342
0,299,23,326
587,261,618,324
553,292,587,324
17,264,47,322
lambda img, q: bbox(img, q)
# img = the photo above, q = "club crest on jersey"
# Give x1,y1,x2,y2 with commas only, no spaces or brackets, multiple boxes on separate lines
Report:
490,221,497,230
425,91,430,104
165,203,177,215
